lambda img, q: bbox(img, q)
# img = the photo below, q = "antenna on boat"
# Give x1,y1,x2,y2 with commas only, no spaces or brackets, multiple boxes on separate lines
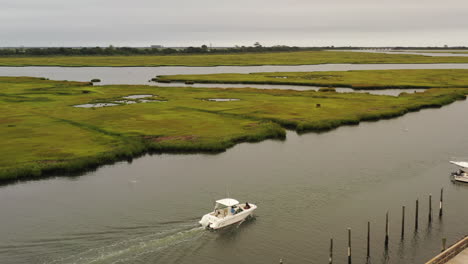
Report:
226,185,230,198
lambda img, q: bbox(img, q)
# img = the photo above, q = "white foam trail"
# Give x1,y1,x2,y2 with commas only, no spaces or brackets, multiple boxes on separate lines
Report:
45,225,205,264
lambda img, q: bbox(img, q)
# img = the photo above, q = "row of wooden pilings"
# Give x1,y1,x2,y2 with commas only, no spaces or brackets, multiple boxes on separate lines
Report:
278,188,446,264
325,188,445,264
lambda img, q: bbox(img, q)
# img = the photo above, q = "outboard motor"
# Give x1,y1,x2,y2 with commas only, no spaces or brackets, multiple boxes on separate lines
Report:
199,215,211,228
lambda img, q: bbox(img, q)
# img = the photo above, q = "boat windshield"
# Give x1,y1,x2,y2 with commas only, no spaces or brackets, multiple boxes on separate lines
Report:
215,203,228,210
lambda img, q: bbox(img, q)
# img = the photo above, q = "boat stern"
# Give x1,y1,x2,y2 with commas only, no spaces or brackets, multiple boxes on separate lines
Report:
199,213,218,229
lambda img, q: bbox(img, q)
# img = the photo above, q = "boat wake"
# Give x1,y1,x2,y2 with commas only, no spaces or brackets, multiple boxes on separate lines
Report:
44,222,205,264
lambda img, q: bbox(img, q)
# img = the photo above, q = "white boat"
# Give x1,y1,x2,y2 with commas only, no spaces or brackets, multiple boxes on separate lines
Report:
199,198,257,230
450,161,468,183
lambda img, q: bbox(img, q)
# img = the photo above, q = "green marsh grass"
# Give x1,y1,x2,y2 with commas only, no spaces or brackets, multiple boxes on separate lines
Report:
156,69,468,89
0,76,467,182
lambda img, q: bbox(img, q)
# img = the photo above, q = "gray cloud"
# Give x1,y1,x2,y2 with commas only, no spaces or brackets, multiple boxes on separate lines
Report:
1,0,467,47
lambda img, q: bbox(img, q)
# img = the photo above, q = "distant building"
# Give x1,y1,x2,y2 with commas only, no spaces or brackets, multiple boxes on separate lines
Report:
151,45,164,49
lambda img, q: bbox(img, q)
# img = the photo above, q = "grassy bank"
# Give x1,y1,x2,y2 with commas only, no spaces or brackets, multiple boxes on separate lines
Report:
156,69,468,89
1,77,467,182
3,51,468,67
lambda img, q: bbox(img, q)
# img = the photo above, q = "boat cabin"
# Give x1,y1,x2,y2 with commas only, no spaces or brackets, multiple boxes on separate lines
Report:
212,198,250,218
199,197,256,229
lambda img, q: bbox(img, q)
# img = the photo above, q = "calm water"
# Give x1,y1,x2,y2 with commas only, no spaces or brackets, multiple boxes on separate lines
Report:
153,82,425,96
5,64,468,96
1,97,468,264
2,64,468,86
339,50,468,57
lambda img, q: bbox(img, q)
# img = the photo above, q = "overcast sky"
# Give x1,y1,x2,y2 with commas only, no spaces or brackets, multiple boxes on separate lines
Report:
1,0,467,47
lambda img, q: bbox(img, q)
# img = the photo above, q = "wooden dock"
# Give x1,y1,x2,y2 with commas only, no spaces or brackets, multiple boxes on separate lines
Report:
425,236,468,264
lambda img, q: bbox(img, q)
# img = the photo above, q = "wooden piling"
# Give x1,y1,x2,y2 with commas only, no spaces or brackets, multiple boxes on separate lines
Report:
367,222,371,260
429,194,433,223
348,228,352,264
385,212,389,248
401,206,405,239
439,188,443,218
442,238,447,252
415,199,419,231
329,238,333,264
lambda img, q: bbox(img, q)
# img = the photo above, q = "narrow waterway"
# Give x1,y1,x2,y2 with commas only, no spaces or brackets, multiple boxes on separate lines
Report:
1,96,468,264
2,64,468,86
336,49,468,57
4,63,468,96
152,82,426,96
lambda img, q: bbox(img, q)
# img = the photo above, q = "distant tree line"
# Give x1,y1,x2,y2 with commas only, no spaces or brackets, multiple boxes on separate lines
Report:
0,43,321,56
1,44,467,56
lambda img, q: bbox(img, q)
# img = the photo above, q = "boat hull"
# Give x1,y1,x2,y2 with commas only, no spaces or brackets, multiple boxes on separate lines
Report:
451,170,468,183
